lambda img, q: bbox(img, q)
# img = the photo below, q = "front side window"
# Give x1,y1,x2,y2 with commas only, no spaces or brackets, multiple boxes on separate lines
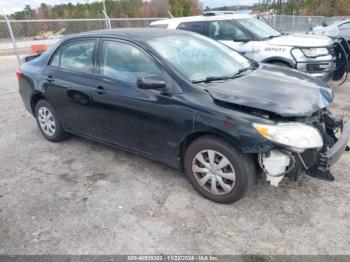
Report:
99,41,163,84
147,34,252,83
59,40,95,72
208,20,247,41
237,18,281,40
50,51,60,67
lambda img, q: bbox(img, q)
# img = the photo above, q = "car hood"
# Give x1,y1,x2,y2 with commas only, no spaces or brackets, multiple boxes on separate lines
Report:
268,33,333,47
204,64,333,117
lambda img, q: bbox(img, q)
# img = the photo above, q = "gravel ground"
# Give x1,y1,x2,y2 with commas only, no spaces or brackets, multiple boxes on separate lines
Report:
0,57,349,255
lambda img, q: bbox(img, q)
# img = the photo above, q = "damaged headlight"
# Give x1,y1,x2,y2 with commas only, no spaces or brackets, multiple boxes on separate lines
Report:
253,122,323,152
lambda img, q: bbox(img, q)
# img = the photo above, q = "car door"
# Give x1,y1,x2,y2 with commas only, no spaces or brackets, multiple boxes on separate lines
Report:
207,20,255,59
42,38,98,137
91,39,176,159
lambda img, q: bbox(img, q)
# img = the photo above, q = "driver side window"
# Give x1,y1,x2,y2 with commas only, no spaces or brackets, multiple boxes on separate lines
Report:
98,40,163,84
208,21,247,41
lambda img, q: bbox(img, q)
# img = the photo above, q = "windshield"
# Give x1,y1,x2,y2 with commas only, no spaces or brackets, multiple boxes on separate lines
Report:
146,34,252,83
237,18,281,39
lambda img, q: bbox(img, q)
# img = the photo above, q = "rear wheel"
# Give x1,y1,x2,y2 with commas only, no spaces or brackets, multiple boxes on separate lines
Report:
184,136,255,204
35,100,68,142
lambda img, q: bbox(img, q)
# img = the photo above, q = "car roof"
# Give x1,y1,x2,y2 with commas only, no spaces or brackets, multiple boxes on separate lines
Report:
332,19,350,27
66,28,192,41
150,14,252,29
321,19,350,30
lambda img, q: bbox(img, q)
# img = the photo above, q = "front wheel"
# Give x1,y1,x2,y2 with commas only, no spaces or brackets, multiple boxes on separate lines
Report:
35,100,68,142
184,136,255,203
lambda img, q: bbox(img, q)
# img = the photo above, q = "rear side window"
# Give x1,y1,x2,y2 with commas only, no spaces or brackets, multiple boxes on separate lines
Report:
178,22,205,35
50,40,95,73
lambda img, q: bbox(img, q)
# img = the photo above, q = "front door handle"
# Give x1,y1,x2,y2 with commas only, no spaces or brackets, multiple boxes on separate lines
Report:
94,86,106,95
43,75,54,83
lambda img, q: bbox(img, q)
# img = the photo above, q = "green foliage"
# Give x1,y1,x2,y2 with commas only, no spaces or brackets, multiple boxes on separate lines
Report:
169,0,202,17
7,0,202,19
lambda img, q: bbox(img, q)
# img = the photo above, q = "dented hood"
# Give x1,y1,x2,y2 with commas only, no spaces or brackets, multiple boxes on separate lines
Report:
204,64,333,117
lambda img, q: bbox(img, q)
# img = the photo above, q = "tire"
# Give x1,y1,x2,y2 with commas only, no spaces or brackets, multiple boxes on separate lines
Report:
184,135,255,204
35,100,68,142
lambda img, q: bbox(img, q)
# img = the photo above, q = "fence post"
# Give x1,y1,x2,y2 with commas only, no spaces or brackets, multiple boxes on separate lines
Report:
102,11,112,29
5,16,21,65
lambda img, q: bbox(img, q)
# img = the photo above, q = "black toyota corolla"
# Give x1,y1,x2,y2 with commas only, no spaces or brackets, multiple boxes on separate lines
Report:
17,29,350,203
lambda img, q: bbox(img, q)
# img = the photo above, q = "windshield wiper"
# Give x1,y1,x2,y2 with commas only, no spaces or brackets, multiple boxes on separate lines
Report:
262,34,282,40
192,66,256,84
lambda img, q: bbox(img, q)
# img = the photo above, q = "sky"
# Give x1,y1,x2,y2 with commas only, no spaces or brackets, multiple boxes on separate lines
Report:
0,0,259,15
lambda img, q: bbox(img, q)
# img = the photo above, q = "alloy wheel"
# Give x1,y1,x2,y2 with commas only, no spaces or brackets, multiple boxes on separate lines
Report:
38,106,56,137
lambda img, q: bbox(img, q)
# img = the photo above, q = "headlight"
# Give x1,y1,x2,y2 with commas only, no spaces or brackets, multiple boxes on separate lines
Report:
253,122,323,151
301,47,329,58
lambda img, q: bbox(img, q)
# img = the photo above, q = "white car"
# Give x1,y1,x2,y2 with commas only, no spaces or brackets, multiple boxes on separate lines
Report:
151,14,345,82
313,19,350,41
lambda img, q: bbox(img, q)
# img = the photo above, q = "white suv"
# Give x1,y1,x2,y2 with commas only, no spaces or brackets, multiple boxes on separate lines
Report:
150,14,344,82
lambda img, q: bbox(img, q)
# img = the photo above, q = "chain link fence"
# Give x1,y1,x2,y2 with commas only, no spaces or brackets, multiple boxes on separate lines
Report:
262,15,350,33
1,15,349,63
0,17,164,62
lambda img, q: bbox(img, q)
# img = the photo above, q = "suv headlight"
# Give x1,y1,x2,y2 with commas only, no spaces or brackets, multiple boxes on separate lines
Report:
253,122,323,151
300,47,329,58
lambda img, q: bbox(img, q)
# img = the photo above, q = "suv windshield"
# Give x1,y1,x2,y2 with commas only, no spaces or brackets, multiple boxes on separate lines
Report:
146,34,252,83
237,18,281,40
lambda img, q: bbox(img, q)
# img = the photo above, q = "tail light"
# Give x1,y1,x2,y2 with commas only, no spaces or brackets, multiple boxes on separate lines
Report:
16,69,23,79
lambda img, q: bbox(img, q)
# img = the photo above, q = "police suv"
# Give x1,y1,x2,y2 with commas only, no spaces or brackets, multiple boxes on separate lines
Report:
150,13,348,82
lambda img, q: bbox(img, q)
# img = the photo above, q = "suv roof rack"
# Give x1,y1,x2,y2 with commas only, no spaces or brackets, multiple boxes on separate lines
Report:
203,11,235,16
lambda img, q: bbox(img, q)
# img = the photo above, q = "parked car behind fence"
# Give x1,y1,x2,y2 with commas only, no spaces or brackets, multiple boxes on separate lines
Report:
150,14,350,84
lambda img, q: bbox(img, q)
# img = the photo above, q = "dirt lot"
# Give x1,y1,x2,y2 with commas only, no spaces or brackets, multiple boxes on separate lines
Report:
0,57,350,255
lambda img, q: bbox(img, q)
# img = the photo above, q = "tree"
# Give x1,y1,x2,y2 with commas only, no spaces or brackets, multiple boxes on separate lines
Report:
6,0,204,20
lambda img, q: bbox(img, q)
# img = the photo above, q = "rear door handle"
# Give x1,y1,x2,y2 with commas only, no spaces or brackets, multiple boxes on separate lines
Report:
94,86,106,95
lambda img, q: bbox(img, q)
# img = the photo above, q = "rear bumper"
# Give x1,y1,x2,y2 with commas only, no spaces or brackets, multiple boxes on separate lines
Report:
319,120,350,170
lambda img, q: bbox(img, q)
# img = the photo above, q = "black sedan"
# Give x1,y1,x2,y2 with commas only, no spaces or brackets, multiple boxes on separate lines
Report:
17,29,350,203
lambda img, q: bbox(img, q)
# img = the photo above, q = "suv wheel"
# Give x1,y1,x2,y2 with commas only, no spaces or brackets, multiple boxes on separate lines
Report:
35,100,68,142
184,136,255,203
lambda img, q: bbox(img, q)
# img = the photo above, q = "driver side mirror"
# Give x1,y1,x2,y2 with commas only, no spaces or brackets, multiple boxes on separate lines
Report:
137,74,166,90
233,34,251,43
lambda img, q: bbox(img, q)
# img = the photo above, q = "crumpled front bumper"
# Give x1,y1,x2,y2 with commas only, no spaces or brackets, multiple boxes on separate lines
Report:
302,119,350,182
319,120,350,170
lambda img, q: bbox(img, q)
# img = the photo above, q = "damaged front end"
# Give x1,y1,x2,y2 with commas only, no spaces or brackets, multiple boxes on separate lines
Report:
256,110,350,187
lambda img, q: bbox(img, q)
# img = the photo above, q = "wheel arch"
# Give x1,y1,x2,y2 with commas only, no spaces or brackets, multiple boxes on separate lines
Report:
30,92,46,115
178,130,241,169
262,57,295,68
